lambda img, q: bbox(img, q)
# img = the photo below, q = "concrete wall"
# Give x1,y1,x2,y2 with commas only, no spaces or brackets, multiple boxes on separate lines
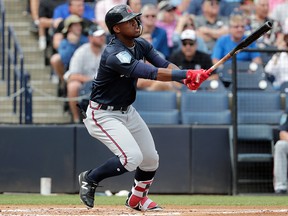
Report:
0,125,232,194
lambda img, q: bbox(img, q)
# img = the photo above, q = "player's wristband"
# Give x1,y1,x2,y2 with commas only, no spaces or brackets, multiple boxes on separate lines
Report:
171,70,187,82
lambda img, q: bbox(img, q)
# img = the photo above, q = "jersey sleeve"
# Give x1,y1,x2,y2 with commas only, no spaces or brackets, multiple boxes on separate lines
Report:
106,51,158,80
138,38,170,68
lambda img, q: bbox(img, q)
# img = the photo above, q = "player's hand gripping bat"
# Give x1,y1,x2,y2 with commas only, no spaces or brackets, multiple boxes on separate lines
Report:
205,21,273,75
181,21,272,90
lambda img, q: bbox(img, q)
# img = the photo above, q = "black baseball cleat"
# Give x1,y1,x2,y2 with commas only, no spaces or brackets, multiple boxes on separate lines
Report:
79,171,98,209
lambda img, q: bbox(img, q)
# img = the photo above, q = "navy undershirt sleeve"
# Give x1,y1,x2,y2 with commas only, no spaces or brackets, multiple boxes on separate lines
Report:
130,61,158,80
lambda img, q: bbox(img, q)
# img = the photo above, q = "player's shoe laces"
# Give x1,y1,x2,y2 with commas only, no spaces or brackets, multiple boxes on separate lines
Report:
125,193,162,211
79,171,98,209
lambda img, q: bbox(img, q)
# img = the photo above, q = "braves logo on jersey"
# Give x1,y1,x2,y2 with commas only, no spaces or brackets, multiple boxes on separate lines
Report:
116,51,132,64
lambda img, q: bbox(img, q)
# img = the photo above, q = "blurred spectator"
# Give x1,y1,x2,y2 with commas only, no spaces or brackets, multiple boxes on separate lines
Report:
270,0,288,28
64,25,106,123
264,25,288,90
246,0,282,48
140,4,170,58
29,0,40,34
231,0,255,27
195,0,229,54
52,0,95,50
156,1,178,54
95,0,127,32
84,0,96,8
127,0,142,13
142,0,158,5
53,0,95,29
137,31,179,92
172,14,209,53
273,113,288,194
169,29,215,78
187,0,203,16
188,0,242,18
219,0,242,17
38,0,67,50
170,0,192,15
211,14,262,65
268,0,283,15
50,15,88,87
245,0,282,64
141,33,165,58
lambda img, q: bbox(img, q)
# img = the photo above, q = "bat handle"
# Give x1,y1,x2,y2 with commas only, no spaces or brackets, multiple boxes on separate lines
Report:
206,53,233,75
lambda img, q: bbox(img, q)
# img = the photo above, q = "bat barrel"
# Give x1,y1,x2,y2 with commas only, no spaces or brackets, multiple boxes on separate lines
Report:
231,21,273,55
206,21,273,76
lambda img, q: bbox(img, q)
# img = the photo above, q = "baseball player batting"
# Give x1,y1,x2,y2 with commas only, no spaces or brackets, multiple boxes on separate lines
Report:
78,4,209,211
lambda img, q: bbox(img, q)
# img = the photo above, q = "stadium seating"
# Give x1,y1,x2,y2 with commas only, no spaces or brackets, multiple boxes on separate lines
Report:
229,124,274,193
280,81,288,94
192,79,227,92
132,90,180,124
217,61,273,91
237,91,283,125
180,91,231,125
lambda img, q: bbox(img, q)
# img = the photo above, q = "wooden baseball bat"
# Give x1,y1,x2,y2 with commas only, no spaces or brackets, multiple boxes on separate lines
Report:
206,21,273,75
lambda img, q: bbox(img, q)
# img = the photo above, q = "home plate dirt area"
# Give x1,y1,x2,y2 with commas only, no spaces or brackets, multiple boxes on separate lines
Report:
1,205,288,216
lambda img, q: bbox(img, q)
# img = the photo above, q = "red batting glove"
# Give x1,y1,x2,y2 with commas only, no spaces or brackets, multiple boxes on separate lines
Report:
184,69,210,90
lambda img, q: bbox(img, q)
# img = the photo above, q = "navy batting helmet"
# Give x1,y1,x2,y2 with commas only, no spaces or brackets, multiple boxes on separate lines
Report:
105,4,141,34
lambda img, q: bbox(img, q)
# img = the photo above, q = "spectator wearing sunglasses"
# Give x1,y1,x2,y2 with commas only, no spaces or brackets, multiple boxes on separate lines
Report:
156,1,179,55
141,4,170,58
169,29,215,79
127,0,142,13
172,14,209,54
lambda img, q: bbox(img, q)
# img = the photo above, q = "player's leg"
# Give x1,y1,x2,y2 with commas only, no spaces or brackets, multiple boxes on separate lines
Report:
274,140,288,193
124,107,162,211
79,103,146,208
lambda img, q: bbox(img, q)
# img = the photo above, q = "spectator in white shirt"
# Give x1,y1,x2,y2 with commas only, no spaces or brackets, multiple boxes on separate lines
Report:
95,0,127,32
64,25,106,123
265,18,288,90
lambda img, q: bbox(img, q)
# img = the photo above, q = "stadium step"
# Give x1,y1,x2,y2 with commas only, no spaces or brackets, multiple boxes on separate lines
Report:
1,0,71,124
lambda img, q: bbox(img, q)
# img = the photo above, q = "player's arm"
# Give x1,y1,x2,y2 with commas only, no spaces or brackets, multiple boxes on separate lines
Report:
155,67,209,90
132,57,209,90
141,40,209,88
108,47,209,90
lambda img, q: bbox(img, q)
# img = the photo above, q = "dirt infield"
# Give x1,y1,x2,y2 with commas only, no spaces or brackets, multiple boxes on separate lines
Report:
1,205,288,216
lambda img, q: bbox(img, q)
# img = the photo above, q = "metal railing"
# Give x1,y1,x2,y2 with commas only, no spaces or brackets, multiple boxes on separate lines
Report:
0,0,5,80
6,25,32,124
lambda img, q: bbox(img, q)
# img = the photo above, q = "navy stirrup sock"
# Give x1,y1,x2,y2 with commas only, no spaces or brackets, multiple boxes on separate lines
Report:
87,156,128,183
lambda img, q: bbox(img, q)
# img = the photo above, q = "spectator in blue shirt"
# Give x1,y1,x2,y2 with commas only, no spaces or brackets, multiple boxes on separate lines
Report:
53,0,95,29
140,4,170,58
52,0,95,50
211,14,262,65
50,15,88,87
